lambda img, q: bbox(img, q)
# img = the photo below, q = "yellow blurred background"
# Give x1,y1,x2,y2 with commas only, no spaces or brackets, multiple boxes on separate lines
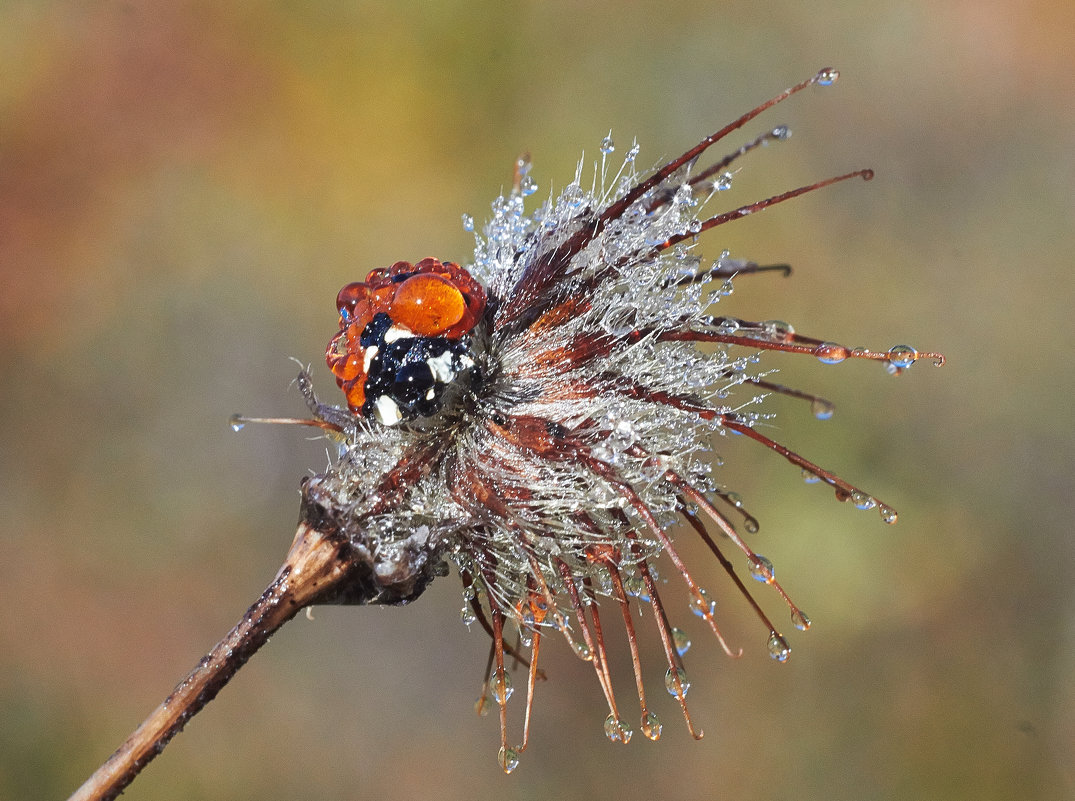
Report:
1,1,1071,799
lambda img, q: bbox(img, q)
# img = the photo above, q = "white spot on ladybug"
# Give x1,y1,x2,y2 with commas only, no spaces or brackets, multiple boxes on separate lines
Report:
426,351,458,383
374,395,402,426
363,345,379,374
383,324,414,344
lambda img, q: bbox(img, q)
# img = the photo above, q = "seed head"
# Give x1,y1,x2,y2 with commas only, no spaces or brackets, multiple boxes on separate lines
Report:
261,68,944,771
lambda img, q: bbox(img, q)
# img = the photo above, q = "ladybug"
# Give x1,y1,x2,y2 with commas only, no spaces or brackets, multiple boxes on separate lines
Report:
326,258,487,425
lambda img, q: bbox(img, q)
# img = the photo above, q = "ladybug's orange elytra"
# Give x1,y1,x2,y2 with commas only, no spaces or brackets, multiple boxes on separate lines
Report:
326,258,487,420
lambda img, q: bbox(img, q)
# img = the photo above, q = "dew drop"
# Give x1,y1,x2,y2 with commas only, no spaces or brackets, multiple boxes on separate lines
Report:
886,344,918,369
714,171,734,191
850,491,877,511
671,627,692,657
562,183,585,208
519,175,538,197
665,667,691,698
498,746,520,773
771,125,791,140
743,516,760,534
461,213,475,232
879,504,899,525
491,668,514,703
814,342,849,364
791,608,812,631
811,398,836,420
686,218,703,234
767,632,791,662
690,589,716,618
626,143,641,162
763,319,795,340
474,692,490,717
816,67,840,86
600,134,615,155
603,714,633,743
460,604,477,626
748,554,775,584
572,640,593,661
801,469,821,484
228,414,245,432
641,711,663,741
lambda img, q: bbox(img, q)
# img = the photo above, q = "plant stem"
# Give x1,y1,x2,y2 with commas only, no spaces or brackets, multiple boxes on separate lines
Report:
68,521,357,801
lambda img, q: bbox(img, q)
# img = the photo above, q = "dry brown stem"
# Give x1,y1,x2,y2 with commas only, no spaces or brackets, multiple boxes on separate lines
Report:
68,521,357,801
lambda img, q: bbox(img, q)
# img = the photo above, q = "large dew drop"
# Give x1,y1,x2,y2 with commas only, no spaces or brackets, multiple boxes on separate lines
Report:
767,632,791,662
886,344,918,369
814,342,849,364
665,667,691,698
603,714,633,743
816,67,840,86
672,627,692,657
498,746,520,773
748,554,775,584
491,668,514,703
641,711,663,741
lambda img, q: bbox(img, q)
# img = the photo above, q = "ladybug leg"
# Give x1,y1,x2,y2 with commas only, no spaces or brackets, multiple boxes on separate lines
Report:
296,369,355,434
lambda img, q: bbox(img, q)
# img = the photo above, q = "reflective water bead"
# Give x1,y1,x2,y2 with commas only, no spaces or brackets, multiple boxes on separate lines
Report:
671,627,692,656
763,319,795,340
771,125,791,140
816,67,840,86
887,344,918,369
725,491,743,508
228,414,245,432
691,589,716,618
802,469,821,484
518,175,538,197
850,491,877,511
625,142,640,162
714,171,734,191
743,516,760,534
491,668,514,703
686,218,703,234
815,342,849,364
879,504,899,525
562,183,585,208
665,667,691,698
498,746,520,773
461,213,475,232
719,279,735,296
603,714,633,743
460,604,477,626
791,608,812,631
600,134,615,155
767,632,791,662
811,398,836,420
641,711,663,741
748,554,775,584
572,640,593,661
624,574,645,598
717,318,740,334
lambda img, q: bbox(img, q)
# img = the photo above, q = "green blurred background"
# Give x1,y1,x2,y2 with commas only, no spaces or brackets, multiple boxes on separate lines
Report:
1,1,1071,799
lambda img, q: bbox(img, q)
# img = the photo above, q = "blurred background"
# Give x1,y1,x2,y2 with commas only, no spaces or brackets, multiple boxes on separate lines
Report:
1,1,1071,799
